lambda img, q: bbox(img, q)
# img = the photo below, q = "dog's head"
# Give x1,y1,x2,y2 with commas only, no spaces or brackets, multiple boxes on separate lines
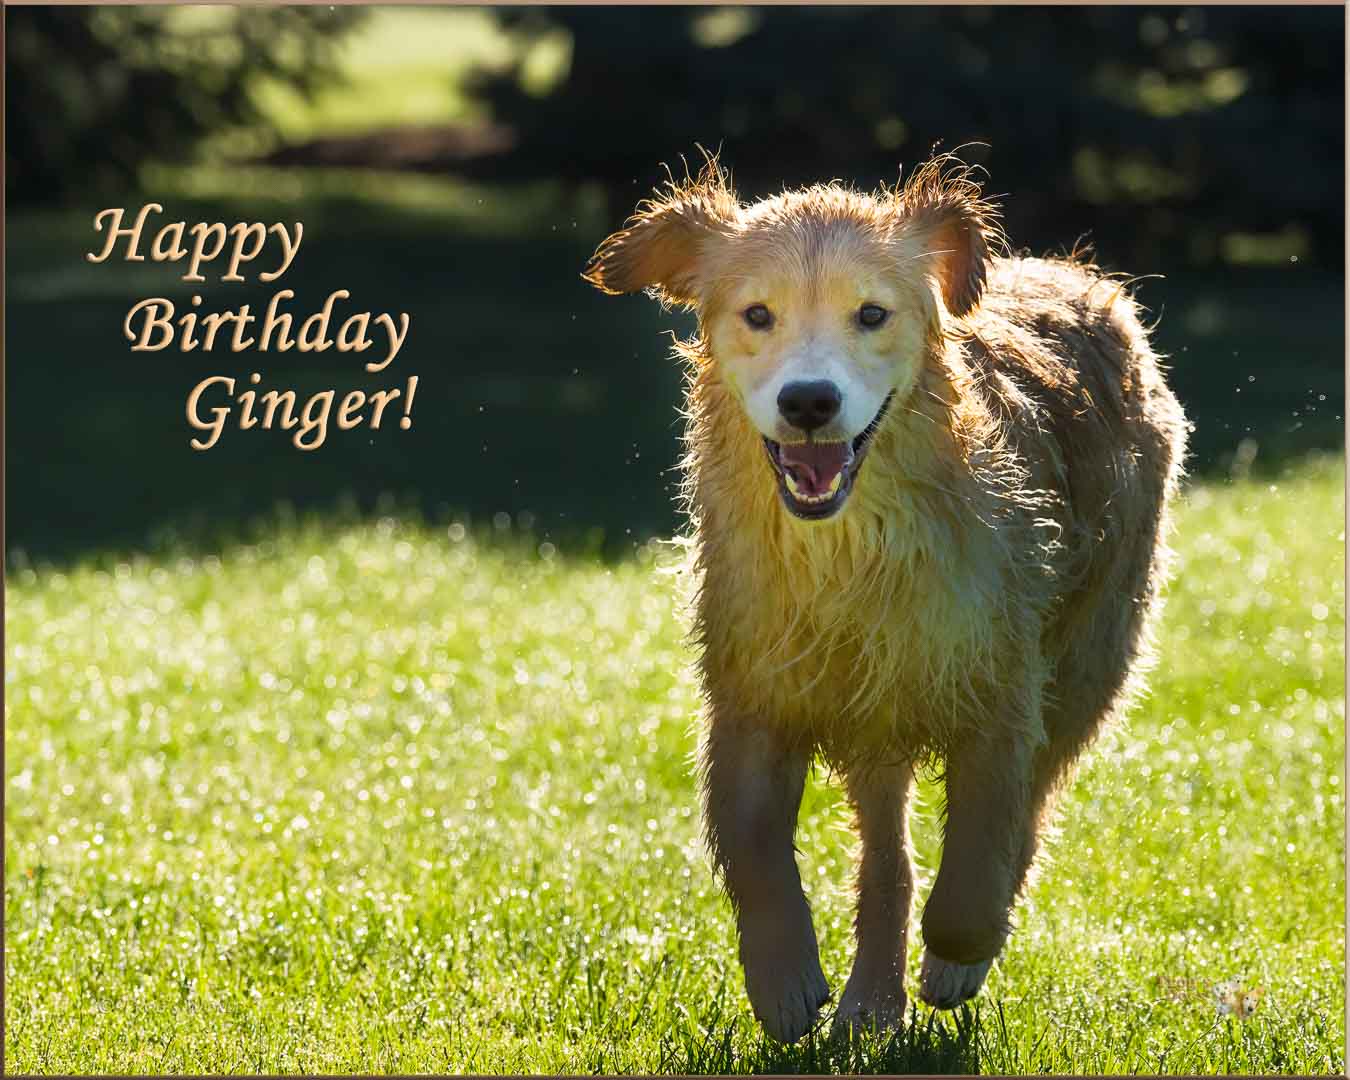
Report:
584,154,999,521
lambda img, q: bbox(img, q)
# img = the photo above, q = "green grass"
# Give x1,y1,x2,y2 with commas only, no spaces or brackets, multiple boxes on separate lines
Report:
5,455,1345,1074
249,8,515,139
175,7,530,147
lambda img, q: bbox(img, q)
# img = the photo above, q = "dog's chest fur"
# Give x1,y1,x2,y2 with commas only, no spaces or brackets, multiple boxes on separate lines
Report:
687,364,1054,760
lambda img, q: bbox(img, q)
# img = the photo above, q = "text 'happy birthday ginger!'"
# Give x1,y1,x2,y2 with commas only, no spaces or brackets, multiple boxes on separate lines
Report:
87,203,418,451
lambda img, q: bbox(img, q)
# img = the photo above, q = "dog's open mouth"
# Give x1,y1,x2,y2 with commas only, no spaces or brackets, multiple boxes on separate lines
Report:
762,393,894,520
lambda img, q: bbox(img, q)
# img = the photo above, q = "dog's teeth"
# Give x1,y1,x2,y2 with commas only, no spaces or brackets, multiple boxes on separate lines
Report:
784,471,842,504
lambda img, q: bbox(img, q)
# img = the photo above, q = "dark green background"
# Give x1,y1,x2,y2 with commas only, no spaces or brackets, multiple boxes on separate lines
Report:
6,6,1344,562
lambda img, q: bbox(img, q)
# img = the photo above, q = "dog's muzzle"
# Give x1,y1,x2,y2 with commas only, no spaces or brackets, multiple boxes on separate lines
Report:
762,392,894,520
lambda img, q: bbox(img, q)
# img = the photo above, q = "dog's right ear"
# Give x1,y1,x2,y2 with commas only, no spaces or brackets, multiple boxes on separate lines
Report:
892,152,1003,319
582,163,739,308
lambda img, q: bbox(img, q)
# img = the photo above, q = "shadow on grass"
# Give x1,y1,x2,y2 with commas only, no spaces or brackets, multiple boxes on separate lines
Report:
653,1000,981,1075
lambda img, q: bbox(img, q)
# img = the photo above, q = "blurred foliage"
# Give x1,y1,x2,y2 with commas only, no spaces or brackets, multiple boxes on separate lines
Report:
5,7,362,203
465,6,1345,271
6,7,1343,270
2,6,1342,559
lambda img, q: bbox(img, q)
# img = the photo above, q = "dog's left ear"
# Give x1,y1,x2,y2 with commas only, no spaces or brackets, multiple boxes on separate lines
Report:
583,162,739,308
894,156,1000,319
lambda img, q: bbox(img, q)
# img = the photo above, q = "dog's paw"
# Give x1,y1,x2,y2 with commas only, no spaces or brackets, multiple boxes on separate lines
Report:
830,974,905,1039
917,949,992,1010
756,967,830,1044
745,958,830,1043
740,921,830,1043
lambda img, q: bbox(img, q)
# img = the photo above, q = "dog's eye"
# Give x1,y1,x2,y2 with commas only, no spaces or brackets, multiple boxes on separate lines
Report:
858,303,889,329
743,304,773,330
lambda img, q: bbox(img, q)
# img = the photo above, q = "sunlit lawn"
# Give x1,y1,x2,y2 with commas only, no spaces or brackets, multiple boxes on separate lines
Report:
4,454,1344,1073
183,6,529,143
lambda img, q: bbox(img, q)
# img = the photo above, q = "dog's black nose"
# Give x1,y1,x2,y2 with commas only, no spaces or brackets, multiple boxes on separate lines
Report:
777,380,842,432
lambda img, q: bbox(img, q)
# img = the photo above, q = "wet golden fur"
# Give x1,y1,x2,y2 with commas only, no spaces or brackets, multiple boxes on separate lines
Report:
584,153,1188,1039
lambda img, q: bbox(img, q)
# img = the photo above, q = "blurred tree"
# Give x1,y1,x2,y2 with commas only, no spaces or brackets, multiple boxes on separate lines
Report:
461,6,1344,270
5,6,361,204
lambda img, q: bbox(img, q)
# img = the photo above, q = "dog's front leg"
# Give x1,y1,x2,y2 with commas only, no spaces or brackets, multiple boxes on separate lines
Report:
701,716,829,1043
918,727,1035,1009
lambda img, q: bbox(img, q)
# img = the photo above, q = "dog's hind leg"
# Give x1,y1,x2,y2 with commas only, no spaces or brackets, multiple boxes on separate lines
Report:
1009,678,1119,900
832,761,915,1037
700,715,829,1043
1013,554,1167,894
1013,435,1180,894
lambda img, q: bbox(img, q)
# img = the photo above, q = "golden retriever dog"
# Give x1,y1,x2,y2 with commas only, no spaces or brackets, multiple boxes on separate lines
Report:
583,153,1188,1042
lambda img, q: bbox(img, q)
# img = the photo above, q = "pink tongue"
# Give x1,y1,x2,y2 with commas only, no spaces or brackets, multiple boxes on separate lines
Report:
778,441,853,497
